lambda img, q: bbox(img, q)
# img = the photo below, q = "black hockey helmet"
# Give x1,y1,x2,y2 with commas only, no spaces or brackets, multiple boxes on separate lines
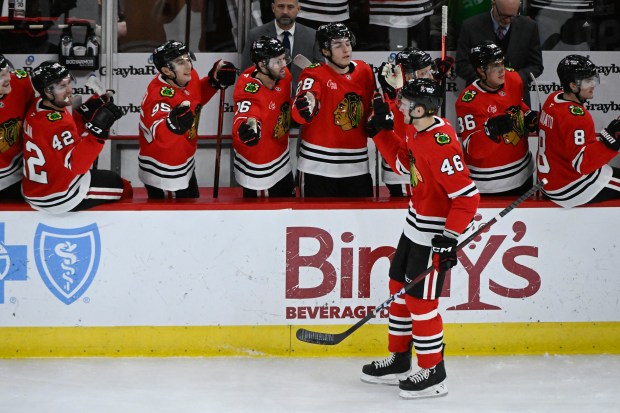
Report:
316,23,356,51
396,47,433,74
251,36,287,65
469,41,504,70
557,54,598,91
152,40,196,73
31,61,72,98
398,78,443,116
0,54,14,71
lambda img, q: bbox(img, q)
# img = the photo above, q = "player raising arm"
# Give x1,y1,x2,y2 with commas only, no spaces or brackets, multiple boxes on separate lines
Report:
537,55,620,207
232,36,296,198
361,79,479,399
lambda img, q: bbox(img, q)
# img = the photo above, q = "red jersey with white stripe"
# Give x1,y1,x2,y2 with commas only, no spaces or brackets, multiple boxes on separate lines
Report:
373,116,480,246
537,91,618,208
232,67,293,190
22,99,104,213
292,61,375,178
138,69,217,191
0,70,35,190
455,70,534,193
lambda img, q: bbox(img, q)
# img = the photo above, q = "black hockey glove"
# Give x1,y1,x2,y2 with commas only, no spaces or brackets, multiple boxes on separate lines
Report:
76,93,112,122
372,93,394,129
294,93,317,123
523,110,539,133
433,56,455,82
166,101,195,135
85,101,123,140
600,119,620,151
208,59,238,89
377,62,400,100
431,235,458,273
238,119,261,146
484,114,514,143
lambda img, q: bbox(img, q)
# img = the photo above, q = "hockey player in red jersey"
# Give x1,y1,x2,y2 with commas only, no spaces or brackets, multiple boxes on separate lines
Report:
232,36,295,198
375,47,450,197
361,79,479,399
0,55,35,200
291,23,375,197
537,55,620,207
138,40,237,199
22,61,131,213
455,41,537,196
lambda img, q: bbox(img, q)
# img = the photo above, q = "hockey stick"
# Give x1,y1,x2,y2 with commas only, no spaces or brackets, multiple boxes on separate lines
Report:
212,88,226,198
296,178,547,345
293,54,312,69
369,63,382,199
440,5,448,117
529,72,542,113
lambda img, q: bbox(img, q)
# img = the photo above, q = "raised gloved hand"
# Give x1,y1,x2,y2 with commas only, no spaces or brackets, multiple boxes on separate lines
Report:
166,101,194,135
85,101,123,140
294,92,317,123
76,92,113,122
208,59,238,89
433,56,455,82
523,110,539,133
431,235,458,273
600,119,620,151
484,114,514,143
378,62,403,100
238,118,261,146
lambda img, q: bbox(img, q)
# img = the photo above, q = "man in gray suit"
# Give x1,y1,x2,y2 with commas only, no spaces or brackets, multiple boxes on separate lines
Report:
241,0,323,91
456,0,543,106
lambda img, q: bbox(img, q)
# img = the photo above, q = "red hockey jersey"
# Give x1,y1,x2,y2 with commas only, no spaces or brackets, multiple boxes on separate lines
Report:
537,91,618,207
455,70,534,193
0,70,35,191
373,116,480,246
138,69,218,191
292,61,375,178
232,67,293,190
22,99,104,213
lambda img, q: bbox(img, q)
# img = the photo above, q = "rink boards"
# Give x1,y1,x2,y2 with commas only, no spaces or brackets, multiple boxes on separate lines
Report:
0,197,619,357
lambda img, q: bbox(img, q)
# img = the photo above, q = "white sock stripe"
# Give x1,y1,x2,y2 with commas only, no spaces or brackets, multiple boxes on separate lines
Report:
410,309,438,321
411,331,444,341
389,315,412,322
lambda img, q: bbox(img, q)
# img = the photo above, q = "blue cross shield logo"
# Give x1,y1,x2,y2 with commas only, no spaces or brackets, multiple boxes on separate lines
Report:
34,223,101,305
0,223,28,304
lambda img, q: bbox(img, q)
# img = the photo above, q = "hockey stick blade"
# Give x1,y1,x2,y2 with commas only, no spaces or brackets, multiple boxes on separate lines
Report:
293,54,312,69
295,179,547,346
86,75,114,98
529,72,542,113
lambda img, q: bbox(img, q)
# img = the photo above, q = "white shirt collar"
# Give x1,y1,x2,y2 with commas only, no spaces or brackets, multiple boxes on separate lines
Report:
275,22,296,36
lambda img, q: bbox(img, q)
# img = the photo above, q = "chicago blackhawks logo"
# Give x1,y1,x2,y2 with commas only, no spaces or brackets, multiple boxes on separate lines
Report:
434,132,451,145
186,103,202,140
499,106,524,146
14,69,28,79
0,118,22,153
244,82,260,94
273,102,291,140
461,90,477,102
408,151,423,188
308,63,321,69
569,105,585,116
160,86,175,98
333,92,363,131
46,112,63,122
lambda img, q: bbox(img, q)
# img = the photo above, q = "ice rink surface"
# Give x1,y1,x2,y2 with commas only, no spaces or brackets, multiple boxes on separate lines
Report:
1,355,618,413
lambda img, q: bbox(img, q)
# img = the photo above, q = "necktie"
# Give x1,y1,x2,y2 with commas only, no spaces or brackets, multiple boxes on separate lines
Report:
497,26,505,41
282,31,291,53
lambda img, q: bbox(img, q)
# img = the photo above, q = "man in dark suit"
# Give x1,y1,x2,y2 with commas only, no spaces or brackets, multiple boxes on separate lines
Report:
241,0,323,91
456,0,543,106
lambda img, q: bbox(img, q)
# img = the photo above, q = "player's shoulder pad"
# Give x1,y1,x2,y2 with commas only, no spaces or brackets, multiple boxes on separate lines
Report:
159,86,176,98
14,69,29,79
46,111,63,122
460,89,477,103
568,104,585,116
244,81,261,94
434,131,451,146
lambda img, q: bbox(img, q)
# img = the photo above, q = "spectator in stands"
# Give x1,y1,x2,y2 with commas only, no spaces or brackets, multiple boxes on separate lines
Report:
0,55,35,200
22,61,132,213
456,0,543,107
241,0,323,91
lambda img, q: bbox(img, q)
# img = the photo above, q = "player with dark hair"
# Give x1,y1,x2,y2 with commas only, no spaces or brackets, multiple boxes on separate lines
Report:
455,41,537,196
22,61,131,213
291,23,375,197
361,78,479,399
232,36,296,198
537,54,620,207
0,55,35,200
138,40,237,199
